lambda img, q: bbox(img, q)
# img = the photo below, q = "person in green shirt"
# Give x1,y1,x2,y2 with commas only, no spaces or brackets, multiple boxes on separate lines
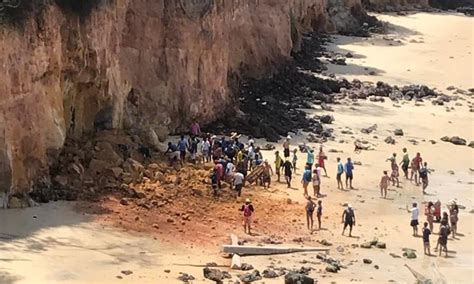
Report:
400,148,410,179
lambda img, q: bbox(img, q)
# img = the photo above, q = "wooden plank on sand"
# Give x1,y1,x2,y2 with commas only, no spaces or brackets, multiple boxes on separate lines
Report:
223,245,329,256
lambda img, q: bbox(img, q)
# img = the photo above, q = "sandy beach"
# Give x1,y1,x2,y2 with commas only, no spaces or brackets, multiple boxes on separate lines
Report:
1,12,473,284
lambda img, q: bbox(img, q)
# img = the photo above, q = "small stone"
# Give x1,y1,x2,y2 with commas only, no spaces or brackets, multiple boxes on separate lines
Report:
167,218,175,223
376,242,386,249
121,270,133,276
240,263,254,271
363,259,372,264
120,198,129,206
164,270,171,273
384,136,396,144
394,129,404,136
374,265,379,269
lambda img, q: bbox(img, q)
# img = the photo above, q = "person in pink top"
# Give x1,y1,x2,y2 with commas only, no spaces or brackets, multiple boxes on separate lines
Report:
190,120,201,136
214,161,224,189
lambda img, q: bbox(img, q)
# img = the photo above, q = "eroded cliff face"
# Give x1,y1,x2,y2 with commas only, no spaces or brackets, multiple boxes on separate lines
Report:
0,0,370,203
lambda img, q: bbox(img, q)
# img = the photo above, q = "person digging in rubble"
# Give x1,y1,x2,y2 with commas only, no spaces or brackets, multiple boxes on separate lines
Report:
165,142,181,164
240,198,255,234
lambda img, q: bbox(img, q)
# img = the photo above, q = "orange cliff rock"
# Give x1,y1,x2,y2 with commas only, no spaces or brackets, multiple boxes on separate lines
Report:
0,0,370,205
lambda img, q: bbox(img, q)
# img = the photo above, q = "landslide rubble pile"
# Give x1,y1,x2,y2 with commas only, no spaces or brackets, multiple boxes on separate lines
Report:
29,130,214,206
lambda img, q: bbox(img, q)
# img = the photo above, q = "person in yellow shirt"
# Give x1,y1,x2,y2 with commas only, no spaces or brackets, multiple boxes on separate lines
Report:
275,151,283,182
236,149,244,164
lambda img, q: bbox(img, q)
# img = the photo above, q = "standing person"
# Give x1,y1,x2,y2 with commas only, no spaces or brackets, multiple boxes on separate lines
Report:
419,162,429,194
239,199,255,235
380,171,390,198
248,143,255,171
407,202,419,236
411,153,423,185
301,165,312,196
422,222,432,256
177,135,189,162
210,169,218,197
226,159,235,178
281,159,293,188
305,196,316,231
438,220,450,257
449,200,459,238
292,149,298,174
336,157,345,190
190,120,201,137
345,158,354,190
312,169,321,197
318,146,328,177
201,137,211,163
400,148,410,179
236,148,244,165
262,160,273,189
316,200,323,230
274,151,283,182
341,204,356,237
233,171,245,198
189,136,200,163
214,160,224,189
315,163,323,196
283,136,291,158
306,149,315,170
387,153,400,187
425,201,435,232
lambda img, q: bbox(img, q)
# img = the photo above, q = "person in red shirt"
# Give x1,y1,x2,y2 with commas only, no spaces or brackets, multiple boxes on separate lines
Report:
318,146,328,177
239,199,255,234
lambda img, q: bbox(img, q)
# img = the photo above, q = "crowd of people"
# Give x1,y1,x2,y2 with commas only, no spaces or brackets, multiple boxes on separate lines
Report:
165,122,460,250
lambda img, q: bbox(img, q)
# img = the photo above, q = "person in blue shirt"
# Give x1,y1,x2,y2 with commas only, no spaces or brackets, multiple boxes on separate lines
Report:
336,157,344,190
345,157,354,189
177,135,189,162
301,165,312,196
306,149,315,170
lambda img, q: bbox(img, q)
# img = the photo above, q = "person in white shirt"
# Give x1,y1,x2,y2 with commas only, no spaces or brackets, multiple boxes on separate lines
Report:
226,161,235,176
233,172,245,197
407,202,420,236
201,138,211,163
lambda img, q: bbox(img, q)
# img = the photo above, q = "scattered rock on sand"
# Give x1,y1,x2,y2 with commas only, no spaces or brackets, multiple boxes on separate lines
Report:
240,263,254,271
178,273,195,282
384,136,396,144
441,136,467,145
363,259,372,264
394,129,404,136
203,268,232,282
361,124,377,134
376,242,386,249
261,144,276,151
263,269,279,279
121,270,133,276
239,270,262,282
402,248,417,259
468,141,474,148
389,253,401,258
325,265,339,273
284,272,315,284
320,115,334,124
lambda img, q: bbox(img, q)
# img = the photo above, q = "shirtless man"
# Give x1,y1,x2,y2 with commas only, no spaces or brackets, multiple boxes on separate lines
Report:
380,171,390,198
261,160,273,189
411,152,423,185
387,153,400,187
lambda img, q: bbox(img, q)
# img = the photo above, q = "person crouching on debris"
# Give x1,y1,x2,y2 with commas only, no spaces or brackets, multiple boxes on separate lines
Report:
165,142,180,164
240,198,255,234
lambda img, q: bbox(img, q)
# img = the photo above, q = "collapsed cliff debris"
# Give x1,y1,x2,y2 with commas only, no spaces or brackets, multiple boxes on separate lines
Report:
211,34,443,143
29,130,215,205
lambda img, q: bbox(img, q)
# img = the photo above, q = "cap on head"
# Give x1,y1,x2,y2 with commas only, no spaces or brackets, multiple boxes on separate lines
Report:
287,135,292,139
245,198,251,203
348,204,352,208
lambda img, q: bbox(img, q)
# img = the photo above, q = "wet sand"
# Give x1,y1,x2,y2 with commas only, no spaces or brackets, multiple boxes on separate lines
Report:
0,12,473,284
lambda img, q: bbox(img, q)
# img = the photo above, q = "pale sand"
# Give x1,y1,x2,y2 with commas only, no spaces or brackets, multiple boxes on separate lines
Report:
326,12,474,90
0,12,473,284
